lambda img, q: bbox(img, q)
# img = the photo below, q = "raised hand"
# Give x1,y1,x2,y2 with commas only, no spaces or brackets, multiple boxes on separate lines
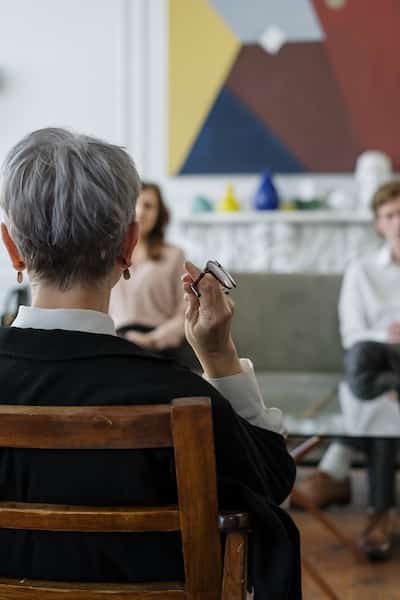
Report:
181,261,241,378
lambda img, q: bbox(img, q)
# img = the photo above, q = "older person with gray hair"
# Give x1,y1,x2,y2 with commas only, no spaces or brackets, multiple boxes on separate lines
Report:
0,128,299,599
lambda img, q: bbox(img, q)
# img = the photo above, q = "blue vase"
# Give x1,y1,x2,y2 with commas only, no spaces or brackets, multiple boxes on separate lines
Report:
253,170,280,210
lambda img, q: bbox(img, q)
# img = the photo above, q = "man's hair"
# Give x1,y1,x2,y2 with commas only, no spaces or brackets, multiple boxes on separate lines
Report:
0,128,141,289
371,180,400,216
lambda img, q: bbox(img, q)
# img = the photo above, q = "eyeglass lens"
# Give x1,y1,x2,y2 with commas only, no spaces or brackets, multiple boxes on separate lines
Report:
205,260,237,290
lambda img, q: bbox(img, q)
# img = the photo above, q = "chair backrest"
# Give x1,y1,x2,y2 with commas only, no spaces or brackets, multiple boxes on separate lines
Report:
0,398,222,600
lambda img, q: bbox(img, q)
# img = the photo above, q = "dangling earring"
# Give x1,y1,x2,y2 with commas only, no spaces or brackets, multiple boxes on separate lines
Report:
17,271,23,284
122,259,131,280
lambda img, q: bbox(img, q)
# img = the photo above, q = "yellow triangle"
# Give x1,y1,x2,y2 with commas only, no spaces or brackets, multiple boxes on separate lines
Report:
168,0,240,174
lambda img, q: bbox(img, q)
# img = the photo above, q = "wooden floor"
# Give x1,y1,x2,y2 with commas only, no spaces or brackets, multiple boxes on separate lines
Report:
289,469,400,599
291,510,400,599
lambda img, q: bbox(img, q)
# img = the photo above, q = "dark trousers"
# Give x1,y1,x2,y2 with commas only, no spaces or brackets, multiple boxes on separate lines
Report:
116,323,201,371
345,340,400,400
343,437,397,511
341,341,400,511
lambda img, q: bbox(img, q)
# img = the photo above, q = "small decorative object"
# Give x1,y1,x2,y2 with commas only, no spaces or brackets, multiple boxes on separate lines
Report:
292,177,325,210
192,194,213,213
253,169,280,210
355,151,392,211
326,189,355,210
280,200,296,211
294,198,325,210
298,178,317,202
217,184,240,212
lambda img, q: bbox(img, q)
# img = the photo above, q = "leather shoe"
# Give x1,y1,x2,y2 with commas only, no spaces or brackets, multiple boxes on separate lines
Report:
358,510,393,561
291,470,351,509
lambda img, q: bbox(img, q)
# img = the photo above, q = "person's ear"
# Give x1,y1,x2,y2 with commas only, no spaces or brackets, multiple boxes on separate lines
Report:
1,224,25,271
119,222,139,268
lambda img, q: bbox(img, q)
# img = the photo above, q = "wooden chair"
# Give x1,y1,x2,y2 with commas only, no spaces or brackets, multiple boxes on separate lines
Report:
0,398,249,599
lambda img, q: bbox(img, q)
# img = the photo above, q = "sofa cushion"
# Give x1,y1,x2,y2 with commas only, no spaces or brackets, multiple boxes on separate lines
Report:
231,272,343,372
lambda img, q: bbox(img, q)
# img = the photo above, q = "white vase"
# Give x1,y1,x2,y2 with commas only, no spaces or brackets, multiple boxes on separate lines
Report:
355,151,392,211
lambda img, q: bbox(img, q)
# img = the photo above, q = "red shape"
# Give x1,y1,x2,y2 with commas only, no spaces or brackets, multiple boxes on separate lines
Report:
312,0,400,168
226,44,360,172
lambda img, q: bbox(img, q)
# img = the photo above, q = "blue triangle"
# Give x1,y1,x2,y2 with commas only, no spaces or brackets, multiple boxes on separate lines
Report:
180,87,306,174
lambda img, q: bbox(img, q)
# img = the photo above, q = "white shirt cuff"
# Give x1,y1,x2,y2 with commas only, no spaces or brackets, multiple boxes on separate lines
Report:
203,358,284,433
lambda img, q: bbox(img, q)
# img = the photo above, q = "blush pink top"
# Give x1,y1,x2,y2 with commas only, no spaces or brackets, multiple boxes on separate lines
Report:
109,244,185,349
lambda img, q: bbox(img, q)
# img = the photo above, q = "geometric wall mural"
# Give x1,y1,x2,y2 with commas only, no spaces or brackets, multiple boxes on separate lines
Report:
169,0,400,175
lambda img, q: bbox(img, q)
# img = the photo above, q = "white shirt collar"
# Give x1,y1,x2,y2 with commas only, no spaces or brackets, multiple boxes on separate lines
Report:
376,244,393,268
12,306,116,336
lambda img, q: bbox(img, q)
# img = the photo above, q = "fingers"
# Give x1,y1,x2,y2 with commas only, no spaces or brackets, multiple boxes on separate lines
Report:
182,260,235,317
182,261,205,297
225,293,235,311
184,289,199,324
184,260,202,280
182,261,223,297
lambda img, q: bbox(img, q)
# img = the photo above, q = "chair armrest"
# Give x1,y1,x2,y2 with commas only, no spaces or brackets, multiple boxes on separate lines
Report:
218,511,250,532
220,512,249,599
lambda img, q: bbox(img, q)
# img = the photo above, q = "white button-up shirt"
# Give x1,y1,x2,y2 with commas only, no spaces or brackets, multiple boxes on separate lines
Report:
339,244,400,349
12,306,283,433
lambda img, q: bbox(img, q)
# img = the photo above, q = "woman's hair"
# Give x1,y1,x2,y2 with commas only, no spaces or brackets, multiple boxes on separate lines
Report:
0,128,141,289
372,180,400,216
141,182,169,261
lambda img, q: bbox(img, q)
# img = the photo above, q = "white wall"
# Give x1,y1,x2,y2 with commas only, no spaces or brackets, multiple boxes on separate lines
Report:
0,0,133,153
0,0,134,307
0,0,355,309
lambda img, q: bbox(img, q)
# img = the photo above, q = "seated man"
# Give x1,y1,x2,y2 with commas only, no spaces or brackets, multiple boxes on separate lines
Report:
295,180,400,560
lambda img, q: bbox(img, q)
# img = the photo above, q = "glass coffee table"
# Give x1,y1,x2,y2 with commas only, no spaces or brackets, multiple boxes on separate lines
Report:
256,371,400,438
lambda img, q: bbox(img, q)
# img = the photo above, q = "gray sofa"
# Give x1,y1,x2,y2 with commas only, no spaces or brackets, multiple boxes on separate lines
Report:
231,273,344,420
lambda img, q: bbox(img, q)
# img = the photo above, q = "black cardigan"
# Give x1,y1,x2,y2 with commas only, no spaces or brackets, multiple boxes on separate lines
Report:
0,327,301,599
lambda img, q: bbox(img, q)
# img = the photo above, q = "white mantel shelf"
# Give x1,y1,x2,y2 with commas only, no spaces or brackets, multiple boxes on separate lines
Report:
178,210,373,225
173,208,378,273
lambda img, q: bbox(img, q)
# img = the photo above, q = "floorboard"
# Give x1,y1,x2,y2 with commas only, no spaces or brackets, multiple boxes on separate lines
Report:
289,468,400,599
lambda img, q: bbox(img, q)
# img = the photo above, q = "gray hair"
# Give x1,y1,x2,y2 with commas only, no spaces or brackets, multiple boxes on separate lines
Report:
0,128,141,289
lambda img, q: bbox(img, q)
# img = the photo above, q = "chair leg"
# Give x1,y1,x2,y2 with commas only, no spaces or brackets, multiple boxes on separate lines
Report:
222,531,247,600
301,556,340,600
